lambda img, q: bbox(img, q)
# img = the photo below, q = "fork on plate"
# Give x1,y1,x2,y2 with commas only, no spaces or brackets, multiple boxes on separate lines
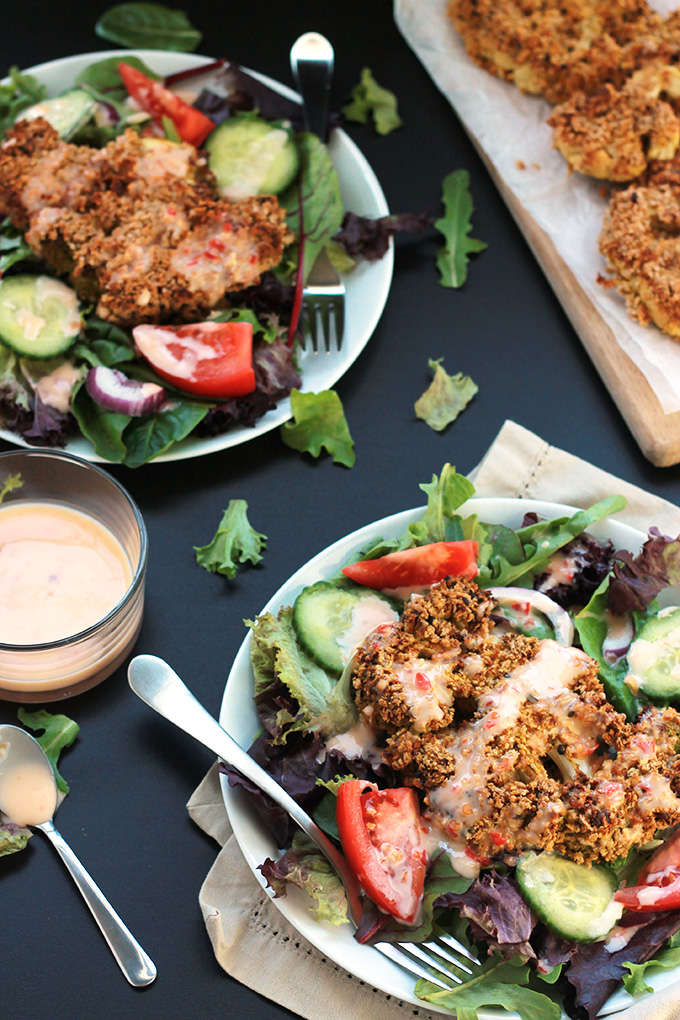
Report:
127,654,481,992
290,32,345,353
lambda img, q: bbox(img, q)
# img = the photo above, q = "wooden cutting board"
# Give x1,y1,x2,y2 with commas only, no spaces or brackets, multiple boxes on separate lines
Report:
475,143,680,468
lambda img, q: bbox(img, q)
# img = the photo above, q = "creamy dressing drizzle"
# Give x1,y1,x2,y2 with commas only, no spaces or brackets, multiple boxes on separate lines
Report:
393,659,454,732
336,597,398,662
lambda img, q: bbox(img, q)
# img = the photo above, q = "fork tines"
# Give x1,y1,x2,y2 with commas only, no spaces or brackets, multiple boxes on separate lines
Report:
373,934,481,991
301,296,344,353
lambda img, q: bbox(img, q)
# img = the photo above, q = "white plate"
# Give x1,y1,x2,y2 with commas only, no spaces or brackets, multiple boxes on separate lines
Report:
0,50,393,463
220,496,680,1019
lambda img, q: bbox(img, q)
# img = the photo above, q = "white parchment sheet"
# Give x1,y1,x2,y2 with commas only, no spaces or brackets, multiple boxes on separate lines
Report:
395,0,680,413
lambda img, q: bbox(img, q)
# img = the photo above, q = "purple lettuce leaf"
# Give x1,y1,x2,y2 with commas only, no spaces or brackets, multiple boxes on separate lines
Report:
22,392,73,447
258,831,349,924
334,211,433,262
533,925,576,979
533,533,615,609
435,872,537,962
562,911,680,1020
608,527,680,614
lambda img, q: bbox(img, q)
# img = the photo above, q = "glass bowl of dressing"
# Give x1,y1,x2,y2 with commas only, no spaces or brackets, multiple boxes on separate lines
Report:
0,449,147,701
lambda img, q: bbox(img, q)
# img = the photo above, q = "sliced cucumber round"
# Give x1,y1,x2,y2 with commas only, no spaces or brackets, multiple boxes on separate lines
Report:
0,275,82,358
16,90,96,140
293,582,399,676
516,852,621,943
205,115,299,200
627,606,680,699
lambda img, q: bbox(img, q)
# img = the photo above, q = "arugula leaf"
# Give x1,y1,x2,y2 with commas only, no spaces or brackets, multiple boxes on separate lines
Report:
281,389,355,467
0,217,36,274
248,607,356,741
415,358,478,431
258,831,349,925
342,68,402,136
0,471,22,504
407,464,475,545
195,500,267,579
17,708,79,795
417,953,561,1020
0,66,47,136
95,2,202,51
435,169,487,288
279,133,344,280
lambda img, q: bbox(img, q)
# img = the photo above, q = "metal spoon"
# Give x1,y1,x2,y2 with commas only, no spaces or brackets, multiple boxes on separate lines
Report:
0,724,156,987
290,31,334,141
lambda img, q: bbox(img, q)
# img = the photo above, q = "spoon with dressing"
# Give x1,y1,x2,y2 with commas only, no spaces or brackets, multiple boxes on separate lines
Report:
0,724,156,986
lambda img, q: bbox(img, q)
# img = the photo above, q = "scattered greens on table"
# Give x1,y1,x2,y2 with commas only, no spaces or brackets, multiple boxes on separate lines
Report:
0,710,78,857
415,357,478,430
95,2,202,51
435,169,487,288
342,68,402,136
195,499,267,579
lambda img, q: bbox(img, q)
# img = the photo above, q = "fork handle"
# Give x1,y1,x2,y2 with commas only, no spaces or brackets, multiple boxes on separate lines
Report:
128,655,364,924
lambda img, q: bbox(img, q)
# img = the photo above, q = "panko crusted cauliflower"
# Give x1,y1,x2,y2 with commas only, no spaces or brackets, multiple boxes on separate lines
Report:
0,118,293,326
352,577,680,866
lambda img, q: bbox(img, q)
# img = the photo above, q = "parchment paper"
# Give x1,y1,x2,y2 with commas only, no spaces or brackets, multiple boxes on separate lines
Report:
394,0,680,413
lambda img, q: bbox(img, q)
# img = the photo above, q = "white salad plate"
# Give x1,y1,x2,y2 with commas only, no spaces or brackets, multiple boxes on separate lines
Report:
0,50,393,463
220,496,680,1019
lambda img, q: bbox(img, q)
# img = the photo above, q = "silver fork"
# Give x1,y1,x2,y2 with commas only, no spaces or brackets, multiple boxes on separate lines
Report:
290,32,346,353
127,654,480,992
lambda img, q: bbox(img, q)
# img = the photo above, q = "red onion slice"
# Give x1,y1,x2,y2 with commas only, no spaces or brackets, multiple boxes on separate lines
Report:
85,366,166,416
489,586,574,646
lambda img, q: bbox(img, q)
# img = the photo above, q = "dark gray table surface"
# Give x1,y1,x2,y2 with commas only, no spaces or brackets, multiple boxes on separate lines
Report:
2,2,680,1017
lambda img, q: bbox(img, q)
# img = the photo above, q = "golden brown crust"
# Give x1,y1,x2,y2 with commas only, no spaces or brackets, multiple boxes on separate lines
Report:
0,119,294,326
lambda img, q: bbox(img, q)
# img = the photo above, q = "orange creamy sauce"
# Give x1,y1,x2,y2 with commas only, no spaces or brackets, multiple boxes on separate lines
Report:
0,502,131,644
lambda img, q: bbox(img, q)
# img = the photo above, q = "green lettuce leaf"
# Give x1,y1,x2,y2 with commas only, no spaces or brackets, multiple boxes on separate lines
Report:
342,68,402,135
259,832,348,925
575,577,640,719
17,708,79,795
435,169,487,288
95,2,202,51
623,935,680,996
281,389,355,467
121,401,210,467
0,824,31,857
417,953,561,1020
0,66,47,136
415,359,478,431
0,470,22,504
70,382,129,462
75,54,161,95
0,217,37,274
279,133,344,280
248,607,356,740
195,500,267,579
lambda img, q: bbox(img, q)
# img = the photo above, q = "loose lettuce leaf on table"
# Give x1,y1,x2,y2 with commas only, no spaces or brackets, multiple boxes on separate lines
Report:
415,358,478,431
17,708,79,795
435,169,487,288
342,68,402,136
195,499,266,579
281,389,355,467
0,471,22,504
0,821,31,857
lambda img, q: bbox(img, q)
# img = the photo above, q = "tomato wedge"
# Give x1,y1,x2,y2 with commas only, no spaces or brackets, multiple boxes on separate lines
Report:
342,540,478,591
118,62,216,147
614,829,680,911
336,780,427,925
132,322,256,399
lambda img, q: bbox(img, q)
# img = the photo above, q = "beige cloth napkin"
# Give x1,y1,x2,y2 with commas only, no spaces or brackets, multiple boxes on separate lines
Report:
188,420,680,1020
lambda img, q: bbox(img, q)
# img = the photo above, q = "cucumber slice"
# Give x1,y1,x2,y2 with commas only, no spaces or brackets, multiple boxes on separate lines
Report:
0,276,82,358
16,90,96,140
293,582,399,676
627,606,680,699
205,115,299,200
516,852,621,942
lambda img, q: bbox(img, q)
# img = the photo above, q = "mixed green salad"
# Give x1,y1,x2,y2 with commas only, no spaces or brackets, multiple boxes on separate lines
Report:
223,466,680,1020
0,52,411,466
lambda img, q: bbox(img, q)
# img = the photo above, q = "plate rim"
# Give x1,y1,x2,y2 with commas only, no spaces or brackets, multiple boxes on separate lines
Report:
0,49,394,464
219,495,680,1018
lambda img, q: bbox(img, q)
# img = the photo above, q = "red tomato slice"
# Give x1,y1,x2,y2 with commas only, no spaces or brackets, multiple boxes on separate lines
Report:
132,322,256,399
342,540,478,591
118,62,216,147
336,780,427,925
614,829,680,911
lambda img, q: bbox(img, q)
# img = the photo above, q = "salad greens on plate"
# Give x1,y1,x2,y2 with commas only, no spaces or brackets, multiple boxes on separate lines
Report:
222,464,680,1020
